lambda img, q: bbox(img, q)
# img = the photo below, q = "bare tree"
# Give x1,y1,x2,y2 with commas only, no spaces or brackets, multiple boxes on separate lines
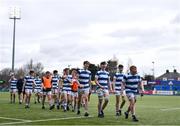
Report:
33,62,44,75
23,59,44,76
0,68,11,89
107,60,118,81
16,67,26,78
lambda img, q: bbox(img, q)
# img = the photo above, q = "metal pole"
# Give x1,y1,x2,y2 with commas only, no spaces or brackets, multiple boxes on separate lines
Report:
152,61,155,80
12,17,16,72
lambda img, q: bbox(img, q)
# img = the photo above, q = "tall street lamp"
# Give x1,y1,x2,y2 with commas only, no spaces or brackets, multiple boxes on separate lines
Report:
9,7,21,72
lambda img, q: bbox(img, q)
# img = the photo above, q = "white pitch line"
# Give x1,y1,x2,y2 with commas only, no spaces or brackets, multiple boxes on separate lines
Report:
0,116,30,121
2,116,93,125
161,108,180,111
29,116,93,123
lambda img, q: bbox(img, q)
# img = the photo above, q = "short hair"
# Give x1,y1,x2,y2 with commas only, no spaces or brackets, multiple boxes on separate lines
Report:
45,71,50,74
71,69,77,74
130,65,136,70
53,70,58,74
63,68,69,72
83,61,90,65
118,64,124,68
71,68,77,72
100,61,107,65
29,70,34,74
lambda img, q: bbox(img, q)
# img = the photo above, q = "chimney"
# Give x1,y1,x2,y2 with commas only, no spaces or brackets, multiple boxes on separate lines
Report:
174,69,177,73
166,70,169,73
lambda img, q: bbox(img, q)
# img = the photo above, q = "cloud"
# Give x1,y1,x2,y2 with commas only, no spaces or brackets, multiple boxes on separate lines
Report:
171,13,180,24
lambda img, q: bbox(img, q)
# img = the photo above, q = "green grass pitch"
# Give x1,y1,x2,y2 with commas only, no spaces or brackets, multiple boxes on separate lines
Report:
0,92,180,125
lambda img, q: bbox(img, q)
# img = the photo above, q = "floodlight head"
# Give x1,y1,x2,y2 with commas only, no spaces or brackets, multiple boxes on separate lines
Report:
9,6,21,19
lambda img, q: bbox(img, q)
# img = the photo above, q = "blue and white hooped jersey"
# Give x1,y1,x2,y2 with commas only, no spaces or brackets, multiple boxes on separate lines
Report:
123,73,141,94
78,69,91,89
114,72,125,91
24,76,35,90
52,75,60,89
10,79,17,89
62,75,72,91
95,70,110,90
35,78,42,90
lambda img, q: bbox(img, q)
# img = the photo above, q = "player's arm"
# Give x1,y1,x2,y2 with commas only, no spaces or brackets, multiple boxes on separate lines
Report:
107,75,112,91
76,73,84,88
112,77,116,92
70,80,73,86
89,73,92,91
121,81,125,90
41,77,45,89
22,78,26,92
32,79,36,88
139,81,144,93
8,78,11,88
59,78,63,89
121,76,126,90
50,76,53,88
77,80,83,87
121,75,126,94
95,75,104,89
8,78,11,83
57,78,61,87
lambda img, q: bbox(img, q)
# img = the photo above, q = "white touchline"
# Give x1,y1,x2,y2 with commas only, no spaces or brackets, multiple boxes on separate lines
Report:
29,116,93,123
0,116,30,121
161,108,180,111
1,116,94,125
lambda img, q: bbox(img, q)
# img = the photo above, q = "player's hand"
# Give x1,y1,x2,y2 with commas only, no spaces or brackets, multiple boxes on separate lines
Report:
89,89,92,93
142,90,145,94
112,90,115,93
120,90,124,95
100,86,104,90
109,89,113,93
79,84,84,88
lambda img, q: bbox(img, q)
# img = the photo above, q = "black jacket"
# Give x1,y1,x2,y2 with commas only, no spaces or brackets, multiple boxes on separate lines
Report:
17,79,24,90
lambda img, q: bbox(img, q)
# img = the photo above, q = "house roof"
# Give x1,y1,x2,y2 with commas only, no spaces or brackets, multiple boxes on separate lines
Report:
156,69,180,80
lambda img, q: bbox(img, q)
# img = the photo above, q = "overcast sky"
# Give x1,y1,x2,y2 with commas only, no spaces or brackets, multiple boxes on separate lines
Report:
0,0,180,76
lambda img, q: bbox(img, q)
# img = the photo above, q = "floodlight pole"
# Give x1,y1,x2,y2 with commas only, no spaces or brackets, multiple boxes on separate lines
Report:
152,61,155,80
9,7,21,72
12,18,16,72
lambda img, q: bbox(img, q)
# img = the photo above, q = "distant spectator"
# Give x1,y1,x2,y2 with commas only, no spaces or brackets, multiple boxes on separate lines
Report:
17,76,24,104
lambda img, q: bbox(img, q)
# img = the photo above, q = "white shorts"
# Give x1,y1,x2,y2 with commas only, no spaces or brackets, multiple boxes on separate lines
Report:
78,88,89,95
52,89,58,94
115,90,126,96
25,89,33,95
72,92,78,97
10,89,17,93
126,93,136,100
97,88,109,97
34,89,42,94
62,90,72,95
